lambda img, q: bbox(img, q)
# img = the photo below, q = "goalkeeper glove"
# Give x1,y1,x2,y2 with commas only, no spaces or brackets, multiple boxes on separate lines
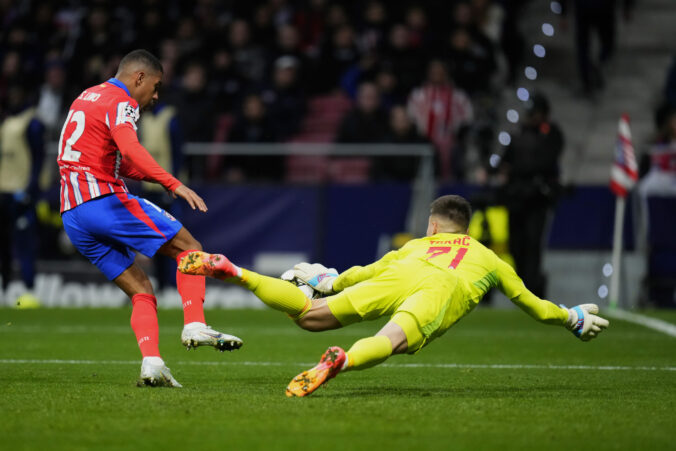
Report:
292,262,338,294
563,303,610,341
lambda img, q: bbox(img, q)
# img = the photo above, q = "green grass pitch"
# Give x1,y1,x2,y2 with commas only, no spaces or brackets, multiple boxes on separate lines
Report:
1,307,675,450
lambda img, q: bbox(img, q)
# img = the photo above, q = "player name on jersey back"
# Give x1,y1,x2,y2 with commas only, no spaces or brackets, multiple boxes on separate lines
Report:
77,91,101,103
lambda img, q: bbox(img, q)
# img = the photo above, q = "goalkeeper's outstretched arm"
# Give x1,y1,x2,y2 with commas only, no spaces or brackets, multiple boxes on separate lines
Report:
495,257,567,324
495,257,609,341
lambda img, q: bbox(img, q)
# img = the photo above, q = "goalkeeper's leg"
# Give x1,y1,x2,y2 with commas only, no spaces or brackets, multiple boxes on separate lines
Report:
286,312,424,397
240,267,316,320
178,251,340,327
344,312,424,370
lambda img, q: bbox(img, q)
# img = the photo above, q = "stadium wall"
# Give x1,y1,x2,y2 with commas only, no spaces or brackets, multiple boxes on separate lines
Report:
4,182,661,309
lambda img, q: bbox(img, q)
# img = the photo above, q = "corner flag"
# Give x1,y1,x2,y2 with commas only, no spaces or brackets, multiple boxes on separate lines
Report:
609,113,638,197
608,113,637,309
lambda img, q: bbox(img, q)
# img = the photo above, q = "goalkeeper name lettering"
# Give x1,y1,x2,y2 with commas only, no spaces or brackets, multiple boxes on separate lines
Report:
429,236,471,246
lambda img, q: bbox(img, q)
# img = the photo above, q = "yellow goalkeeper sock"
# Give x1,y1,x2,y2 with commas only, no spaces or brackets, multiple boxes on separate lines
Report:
345,335,393,371
238,268,311,319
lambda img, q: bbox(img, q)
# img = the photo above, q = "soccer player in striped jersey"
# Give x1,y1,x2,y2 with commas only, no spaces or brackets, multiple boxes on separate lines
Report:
57,50,242,387
178,194,609,397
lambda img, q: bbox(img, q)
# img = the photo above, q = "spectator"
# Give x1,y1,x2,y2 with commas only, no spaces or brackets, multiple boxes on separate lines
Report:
340,50,380,98
404,5,432,50
227,94,281,181
450,1,496,52
372,105,426,181
269,24,310,86
169,61,215,178
637,107,676,307
471,0,505,44
407,59,473,180
639,108,676,198
374,66,405,110
0,84,45,306
31,2,60,50
135,8,168,52
358,1,389,54
172,62,216,142
228,19,267,83
499,0,527,86
229,94,277,143
293,0,328,55
447,26,497,97
448,2,497,95
251,4,276,49
324,3,350,34
261,56,307,141
499,92,564,298
268,0,295,27
175,17,203,61
0,51,23,113
336,81,388,143
561,0,635,97
35,60,66,139
316,24,360,93
382,24,425,97
386,105,427,144
3,23,43,89
0,0,537,185
208,48,245,115
71,6,116,78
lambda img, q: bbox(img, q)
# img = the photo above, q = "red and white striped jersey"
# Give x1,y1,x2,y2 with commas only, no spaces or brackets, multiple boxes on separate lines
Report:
57,78,140,213
406,83,473,178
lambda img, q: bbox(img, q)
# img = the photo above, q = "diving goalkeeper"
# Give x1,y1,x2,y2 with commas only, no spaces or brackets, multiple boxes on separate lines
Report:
178,194,609,397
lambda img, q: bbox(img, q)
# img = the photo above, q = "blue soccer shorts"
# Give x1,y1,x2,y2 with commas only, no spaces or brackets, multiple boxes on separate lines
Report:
62,192,183,280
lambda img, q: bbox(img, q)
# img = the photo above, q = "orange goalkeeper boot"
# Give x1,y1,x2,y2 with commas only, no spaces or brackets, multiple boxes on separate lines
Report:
178,251,238,279
286,346,346,397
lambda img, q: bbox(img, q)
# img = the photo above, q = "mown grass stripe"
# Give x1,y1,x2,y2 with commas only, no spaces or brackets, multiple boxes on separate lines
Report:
1,359,673,371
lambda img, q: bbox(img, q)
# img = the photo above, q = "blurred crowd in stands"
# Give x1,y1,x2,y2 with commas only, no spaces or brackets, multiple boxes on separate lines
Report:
0,0,532,183
1,0,675,305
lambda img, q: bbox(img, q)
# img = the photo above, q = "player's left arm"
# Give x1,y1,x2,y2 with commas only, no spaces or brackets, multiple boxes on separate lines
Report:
495,257,609,340
112,125,181,189
111,125,206,212
118,158,153,182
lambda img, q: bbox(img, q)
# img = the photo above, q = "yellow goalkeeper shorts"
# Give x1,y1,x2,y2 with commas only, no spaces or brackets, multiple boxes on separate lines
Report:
326,259,469,352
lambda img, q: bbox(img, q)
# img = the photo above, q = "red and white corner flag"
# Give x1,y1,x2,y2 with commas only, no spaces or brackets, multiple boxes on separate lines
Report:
609,113,638,197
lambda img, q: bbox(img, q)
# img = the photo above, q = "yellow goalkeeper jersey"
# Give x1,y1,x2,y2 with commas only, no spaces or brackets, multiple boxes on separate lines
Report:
333,233,567,326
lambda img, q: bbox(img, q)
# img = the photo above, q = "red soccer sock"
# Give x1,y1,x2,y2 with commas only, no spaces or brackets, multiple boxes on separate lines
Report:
176,249,206,325
130,293,161,358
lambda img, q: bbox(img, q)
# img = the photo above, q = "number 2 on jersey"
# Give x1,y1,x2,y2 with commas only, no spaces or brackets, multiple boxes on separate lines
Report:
425,246,468,269
58,110,85,162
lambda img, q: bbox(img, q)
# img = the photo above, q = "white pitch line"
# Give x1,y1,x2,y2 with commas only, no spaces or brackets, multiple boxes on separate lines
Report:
604,309,676,338
0,359,674,372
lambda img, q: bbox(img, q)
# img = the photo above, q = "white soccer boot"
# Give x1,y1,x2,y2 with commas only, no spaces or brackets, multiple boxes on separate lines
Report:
181,322,243,352
138,357,182,388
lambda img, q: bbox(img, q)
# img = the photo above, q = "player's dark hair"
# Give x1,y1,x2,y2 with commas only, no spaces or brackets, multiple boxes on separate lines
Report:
118,49,163,74
429,195,472,230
